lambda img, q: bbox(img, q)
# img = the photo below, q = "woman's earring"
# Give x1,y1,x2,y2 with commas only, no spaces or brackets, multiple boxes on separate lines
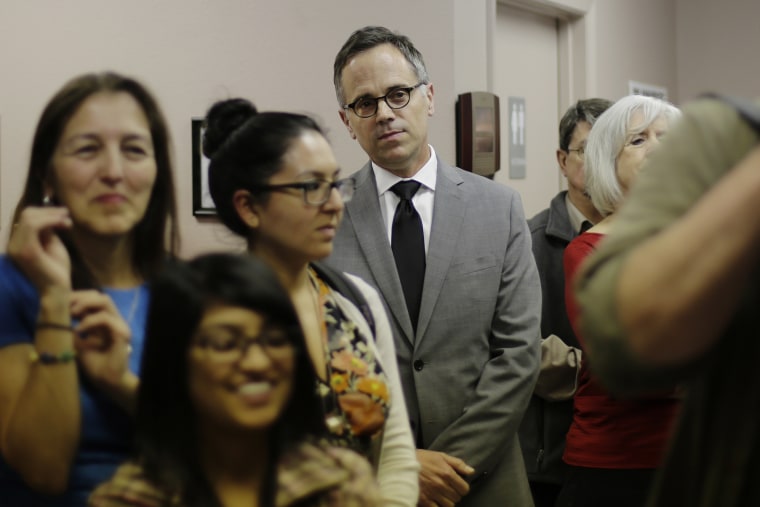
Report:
42,195,52,206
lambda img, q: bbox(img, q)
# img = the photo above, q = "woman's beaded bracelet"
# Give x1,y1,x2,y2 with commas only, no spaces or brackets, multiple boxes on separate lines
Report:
32,322,76,364
29,350,77,365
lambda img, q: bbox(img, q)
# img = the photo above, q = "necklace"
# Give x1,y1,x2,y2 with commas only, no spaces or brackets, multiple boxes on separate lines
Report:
126,286,141,326
114,286,141,357
306,270,325,342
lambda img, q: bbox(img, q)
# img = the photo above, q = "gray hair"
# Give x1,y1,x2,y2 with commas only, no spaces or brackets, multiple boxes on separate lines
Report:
333,26,429,106
584,95,681,216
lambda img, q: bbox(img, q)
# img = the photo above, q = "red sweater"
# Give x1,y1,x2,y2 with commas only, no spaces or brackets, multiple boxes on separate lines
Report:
563,232,679,469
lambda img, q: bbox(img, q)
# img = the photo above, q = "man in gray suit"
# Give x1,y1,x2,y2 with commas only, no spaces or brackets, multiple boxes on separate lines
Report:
327,26,541,506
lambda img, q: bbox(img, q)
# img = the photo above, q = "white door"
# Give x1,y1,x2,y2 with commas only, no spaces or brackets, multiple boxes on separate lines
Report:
493,3,561,219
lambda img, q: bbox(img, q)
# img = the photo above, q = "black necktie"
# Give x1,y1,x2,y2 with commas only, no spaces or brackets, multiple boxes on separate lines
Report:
390,181,425,331
580,220,593,233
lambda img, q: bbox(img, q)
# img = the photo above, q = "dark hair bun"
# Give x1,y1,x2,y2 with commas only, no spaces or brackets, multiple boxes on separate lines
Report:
202,98,258,159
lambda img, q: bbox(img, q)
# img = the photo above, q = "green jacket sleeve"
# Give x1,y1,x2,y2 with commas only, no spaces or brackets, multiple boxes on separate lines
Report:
575,97,760,394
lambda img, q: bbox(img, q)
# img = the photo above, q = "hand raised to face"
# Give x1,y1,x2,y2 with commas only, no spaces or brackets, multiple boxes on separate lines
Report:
71,290,134,394
8,206,73,293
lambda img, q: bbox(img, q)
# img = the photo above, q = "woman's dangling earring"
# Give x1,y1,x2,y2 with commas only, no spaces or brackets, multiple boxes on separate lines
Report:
42,195,52,206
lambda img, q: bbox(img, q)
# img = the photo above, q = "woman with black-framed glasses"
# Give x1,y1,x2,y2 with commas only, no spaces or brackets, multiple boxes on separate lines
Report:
199,98,418,506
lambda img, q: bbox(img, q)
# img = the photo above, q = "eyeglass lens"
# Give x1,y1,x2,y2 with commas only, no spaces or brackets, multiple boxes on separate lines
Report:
197,331,292,363
305,179,355,205
351,85,423,118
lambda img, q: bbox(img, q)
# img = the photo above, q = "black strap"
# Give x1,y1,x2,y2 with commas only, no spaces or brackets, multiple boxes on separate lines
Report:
702,92,760,134
310,261,376,339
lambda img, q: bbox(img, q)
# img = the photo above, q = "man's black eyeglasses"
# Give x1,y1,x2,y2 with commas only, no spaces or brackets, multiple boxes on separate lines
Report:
343,82,427,118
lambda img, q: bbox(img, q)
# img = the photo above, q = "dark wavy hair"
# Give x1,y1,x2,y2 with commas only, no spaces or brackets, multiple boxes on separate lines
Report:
134,253,325,507
11,71,178,288
201,98,325,239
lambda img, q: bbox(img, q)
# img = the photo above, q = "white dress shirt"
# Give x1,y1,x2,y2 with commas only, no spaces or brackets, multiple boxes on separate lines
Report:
372,145,437,254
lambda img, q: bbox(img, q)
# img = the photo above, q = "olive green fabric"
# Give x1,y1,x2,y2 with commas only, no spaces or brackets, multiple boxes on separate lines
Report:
576,97,760,507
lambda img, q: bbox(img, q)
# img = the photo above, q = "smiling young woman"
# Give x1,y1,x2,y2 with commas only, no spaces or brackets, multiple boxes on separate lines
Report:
89,253,379,507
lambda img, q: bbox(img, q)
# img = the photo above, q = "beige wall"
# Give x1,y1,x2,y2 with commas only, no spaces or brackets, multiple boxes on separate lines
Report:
676,0,760,101
1,0,757,257
493,3,561,218
588,0,677,103
495,0,677,217
0,0,456,257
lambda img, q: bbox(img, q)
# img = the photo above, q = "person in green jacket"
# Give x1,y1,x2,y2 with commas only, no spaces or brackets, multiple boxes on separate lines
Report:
575,95,760,507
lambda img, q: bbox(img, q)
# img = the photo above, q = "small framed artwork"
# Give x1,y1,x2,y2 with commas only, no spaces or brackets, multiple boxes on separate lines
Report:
191,118,217,216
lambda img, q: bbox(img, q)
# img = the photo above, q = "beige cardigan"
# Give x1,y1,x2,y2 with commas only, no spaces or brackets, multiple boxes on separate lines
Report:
329,273,420,506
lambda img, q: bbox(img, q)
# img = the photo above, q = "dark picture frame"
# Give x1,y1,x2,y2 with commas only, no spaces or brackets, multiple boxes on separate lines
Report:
191,118,217,216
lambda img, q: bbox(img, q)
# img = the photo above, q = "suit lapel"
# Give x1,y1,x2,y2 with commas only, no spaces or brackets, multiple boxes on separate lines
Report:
415,161,465,343
345,163,416,343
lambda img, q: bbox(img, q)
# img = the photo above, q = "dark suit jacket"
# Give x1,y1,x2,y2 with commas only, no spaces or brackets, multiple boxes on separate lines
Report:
519,190,578,485
326,158,541,506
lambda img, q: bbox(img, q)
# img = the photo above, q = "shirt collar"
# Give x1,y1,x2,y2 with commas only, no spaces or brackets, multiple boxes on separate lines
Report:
565,193,588,233
373,145,438,195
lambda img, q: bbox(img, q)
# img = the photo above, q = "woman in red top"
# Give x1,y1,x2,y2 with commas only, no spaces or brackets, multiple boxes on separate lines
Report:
558,95,681,507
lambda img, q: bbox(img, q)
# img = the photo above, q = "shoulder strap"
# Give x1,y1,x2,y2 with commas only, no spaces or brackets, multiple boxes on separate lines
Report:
310,261,376,339
702,92,760,134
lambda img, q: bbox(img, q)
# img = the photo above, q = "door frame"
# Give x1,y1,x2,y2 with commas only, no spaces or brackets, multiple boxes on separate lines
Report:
495,0,594,190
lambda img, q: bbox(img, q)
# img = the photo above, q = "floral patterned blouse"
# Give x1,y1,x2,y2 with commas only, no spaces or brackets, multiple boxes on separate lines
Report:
311,270,390,466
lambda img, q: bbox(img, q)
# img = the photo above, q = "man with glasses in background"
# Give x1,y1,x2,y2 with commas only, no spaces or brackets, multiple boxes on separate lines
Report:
518,98,612,507
326,25,541,507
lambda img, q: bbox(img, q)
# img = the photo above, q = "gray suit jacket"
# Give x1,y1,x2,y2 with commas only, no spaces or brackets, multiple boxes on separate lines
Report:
326,158,541,506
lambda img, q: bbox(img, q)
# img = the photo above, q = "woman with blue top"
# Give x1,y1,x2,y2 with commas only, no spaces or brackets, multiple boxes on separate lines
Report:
0,71,178,506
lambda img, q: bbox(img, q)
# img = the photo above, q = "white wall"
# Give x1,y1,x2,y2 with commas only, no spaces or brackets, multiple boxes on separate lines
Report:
0,0,456,257
588,0,677,103
493,3,561,218
1,0,756,257
493,0,677,218
675,0,760,101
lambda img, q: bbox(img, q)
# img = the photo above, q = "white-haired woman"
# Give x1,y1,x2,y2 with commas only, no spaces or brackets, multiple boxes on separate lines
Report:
557,95,681,507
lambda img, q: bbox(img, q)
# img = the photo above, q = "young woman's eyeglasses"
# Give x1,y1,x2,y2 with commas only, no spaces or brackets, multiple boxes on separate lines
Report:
193,328,293,364
252,177,355,206
343,82,427,118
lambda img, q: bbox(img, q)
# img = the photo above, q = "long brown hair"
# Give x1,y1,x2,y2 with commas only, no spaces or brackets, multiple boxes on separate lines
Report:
12,71,179,287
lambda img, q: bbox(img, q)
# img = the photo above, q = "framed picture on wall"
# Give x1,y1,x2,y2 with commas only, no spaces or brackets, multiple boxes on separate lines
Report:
191,118,216,216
